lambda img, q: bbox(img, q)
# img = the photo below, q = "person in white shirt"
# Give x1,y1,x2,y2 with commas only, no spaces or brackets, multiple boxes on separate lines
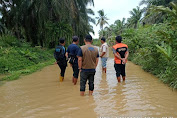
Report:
100,37,109,73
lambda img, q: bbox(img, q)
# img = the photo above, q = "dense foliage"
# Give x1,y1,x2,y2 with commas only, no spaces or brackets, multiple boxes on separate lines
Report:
0,0,95,47
0,35,54,75
100,1,177,88
0,0,95,81
123,24,177,89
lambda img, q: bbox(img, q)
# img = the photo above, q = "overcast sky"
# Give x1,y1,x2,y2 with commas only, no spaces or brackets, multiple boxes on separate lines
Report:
88,0,144,38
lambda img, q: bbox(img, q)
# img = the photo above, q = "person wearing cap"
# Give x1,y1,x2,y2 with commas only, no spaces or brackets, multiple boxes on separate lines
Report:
54,38,67,82
77,35,99,96
112,36,129,82
100,37,109,73
66,36,80,85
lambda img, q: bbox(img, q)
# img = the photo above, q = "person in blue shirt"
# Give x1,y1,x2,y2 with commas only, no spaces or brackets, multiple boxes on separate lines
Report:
66,36,80,85
54,38,67,82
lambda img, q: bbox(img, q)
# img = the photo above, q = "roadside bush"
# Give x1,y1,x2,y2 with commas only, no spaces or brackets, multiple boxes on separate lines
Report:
123,23,177,89
0,35,54,74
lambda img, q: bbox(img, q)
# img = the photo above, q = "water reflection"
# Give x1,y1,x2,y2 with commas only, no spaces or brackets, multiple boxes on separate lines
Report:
93,58,177,117
93,58,127,117
0,55,177,117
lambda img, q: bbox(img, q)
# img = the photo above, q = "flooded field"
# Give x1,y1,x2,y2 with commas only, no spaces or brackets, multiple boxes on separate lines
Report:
0,58,177,118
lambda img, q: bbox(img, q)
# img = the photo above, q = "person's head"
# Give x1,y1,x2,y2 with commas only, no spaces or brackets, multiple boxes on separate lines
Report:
72,36,79,44
59,38,65,45
116,36,122,43
101,37,106,44
84,35,92,43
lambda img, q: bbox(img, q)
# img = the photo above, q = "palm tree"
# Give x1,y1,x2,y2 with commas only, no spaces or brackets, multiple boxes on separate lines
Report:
103,26,112,39
76,8,95,45
113,18,126,35
96,9,109,37
0,0,95,46
151,2,177,60
140,0,175,7
127,6,143,28
0,22,5,35
139,0,176,24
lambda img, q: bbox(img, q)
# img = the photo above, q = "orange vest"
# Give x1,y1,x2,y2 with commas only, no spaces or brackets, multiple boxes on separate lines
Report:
112,43,128,64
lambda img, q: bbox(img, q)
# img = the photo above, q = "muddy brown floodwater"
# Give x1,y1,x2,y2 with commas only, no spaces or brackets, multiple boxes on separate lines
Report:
0,57,177,118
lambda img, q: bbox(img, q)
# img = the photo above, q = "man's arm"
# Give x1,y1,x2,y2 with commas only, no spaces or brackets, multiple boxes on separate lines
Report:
100,46,106,58
78,57,82,70
77,48,83,70
122,51,129,64
112,48,122,60
100,52,106,58
66,47,70,58
65,52,69,58
95,57,99,68
125,51,129,60
114,53,122,60
95,51,99,68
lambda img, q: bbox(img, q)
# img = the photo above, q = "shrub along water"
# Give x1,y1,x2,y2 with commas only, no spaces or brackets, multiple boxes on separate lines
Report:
95,2,177,89
0,35,55,81
122,23,177,89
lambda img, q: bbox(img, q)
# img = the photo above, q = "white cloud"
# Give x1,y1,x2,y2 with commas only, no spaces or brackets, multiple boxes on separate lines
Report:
88,0,144,38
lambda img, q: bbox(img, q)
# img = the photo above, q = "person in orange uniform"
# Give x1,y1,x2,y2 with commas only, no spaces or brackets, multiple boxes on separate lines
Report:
112,36,129,82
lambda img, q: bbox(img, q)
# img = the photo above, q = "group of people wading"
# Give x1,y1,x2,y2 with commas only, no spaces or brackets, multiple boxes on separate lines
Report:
54,35,129,96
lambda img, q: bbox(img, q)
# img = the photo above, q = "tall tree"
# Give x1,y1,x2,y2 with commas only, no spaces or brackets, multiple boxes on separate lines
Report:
112,18,126,35
96,9,109,37
0,0,95,47
139,0,176,24
140,0,175,7
127,6,143,28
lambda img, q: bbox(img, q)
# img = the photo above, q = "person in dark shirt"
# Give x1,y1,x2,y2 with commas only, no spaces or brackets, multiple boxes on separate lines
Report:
66,36,80,85
54,38,67,82
77,35,99,96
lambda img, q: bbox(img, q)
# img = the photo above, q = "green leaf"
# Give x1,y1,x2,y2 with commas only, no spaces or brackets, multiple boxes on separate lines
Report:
167,45,172,58
156,45,171,60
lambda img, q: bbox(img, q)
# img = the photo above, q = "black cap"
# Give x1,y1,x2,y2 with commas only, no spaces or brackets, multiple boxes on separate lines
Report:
72,36,79,42
101,37,106,42
116,36,122,43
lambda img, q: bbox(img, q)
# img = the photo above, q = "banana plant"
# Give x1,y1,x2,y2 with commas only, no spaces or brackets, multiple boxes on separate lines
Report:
151,2,177,60
156,44,172,60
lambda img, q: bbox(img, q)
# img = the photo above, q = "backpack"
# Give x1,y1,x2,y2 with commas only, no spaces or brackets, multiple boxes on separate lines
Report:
68,54,76,64
54,46,65,61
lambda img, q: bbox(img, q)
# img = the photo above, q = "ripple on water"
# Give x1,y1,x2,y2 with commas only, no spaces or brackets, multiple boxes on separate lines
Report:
0,59,177,117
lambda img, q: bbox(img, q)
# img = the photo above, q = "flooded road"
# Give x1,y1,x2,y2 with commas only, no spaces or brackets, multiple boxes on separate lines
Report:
0,58,177,118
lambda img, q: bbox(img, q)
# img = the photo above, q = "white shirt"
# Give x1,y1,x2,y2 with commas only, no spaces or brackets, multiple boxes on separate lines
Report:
100,42,109,58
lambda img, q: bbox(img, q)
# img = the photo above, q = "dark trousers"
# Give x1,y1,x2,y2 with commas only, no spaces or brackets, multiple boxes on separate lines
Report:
80,71,95,92
58,64,66,77
114,64,126,77
72,63,79,78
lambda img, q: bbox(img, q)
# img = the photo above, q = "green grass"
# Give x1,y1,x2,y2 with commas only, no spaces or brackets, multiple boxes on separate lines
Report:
0,35,55,82
0,59,54,81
